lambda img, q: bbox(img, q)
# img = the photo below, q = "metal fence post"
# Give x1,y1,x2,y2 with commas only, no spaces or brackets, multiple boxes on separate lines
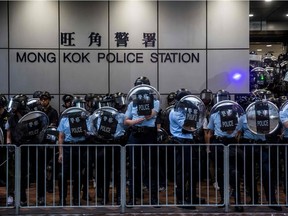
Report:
14,146,21,215
224,145,229,212
120,145,126,213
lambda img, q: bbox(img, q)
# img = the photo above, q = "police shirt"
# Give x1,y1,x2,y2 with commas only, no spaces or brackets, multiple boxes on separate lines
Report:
169,108,193,140
125,100,160,127
208,111,244,138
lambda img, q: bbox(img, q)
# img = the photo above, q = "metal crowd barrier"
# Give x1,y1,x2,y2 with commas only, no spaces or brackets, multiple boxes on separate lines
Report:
0,143,287,214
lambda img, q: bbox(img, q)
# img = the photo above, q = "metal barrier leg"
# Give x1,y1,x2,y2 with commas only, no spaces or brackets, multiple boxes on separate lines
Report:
120,146,126,213
224,146,229,212
15,147,20,215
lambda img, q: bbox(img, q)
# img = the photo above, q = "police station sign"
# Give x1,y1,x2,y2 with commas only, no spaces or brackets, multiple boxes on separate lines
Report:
15,31,200,64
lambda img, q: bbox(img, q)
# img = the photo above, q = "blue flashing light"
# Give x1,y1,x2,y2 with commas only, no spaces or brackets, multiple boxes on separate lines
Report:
232,73,242,81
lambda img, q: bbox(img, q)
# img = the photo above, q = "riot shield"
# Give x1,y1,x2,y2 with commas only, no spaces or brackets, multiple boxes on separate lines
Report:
43,126,59,144
174,95,206,132
27,98,40,111
126,84,161,116
250,67,271,91
18,111,49,142
246,100,279,135
157,127,170,144
90,106,119,141
210,100,244,133
60,107,90,137
161,105,173,135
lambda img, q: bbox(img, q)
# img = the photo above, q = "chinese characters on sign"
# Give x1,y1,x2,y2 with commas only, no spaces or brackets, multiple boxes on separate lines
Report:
61,31,156,47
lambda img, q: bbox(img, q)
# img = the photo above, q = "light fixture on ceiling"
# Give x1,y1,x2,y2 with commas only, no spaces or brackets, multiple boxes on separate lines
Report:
249,14,254,17
257,49,262,52
266,44,272,47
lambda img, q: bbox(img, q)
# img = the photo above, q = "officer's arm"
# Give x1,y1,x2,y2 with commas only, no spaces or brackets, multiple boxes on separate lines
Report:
58,131,65,163
283,120,288,129
124,116,145,127
6,129,12,144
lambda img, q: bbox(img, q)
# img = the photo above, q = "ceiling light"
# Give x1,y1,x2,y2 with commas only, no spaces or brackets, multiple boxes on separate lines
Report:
249,14,254,17
265,0,272,2
266,44,272,47
257,49,262,52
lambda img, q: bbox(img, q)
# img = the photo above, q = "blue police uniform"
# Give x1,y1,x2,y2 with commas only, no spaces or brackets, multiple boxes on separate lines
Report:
169,107,199,206
207,109,244,208
125,99,160,205
241,114,265,204
57,116,90,205
92,111,127,204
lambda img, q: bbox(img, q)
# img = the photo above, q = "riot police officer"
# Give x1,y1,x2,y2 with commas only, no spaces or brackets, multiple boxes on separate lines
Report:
6,94,48,206
0,95,10,203
62,94,74,110
169,89,205,209
124,76,160,206
89,93,127,205
57,106,90,206
207,90,245,212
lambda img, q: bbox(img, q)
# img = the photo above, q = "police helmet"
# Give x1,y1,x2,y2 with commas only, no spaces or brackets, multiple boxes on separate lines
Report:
40,91,53,100
101,94,115,108
9,94,28,112
62,94,74,103
72,96,86,108
0,94,8,108
33,90,43,99
167,92,176,106
252,89,272,100
134,76,150,86
213,90,230,104
84,93,96,102
200,89,213,106
114,92,125,105
175,88,191,101
91,95,102,110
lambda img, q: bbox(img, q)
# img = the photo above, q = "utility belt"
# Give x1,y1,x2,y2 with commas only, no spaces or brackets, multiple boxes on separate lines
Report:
213,136,236,145
98,135,127,145
64,140,87,145
242,138,266,144
172,137,194,144
132,126,155,134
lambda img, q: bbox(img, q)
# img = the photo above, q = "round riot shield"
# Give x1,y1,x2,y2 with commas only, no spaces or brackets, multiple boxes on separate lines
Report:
90,106,119,140
60,107,90,138
60,107,89,118
161,105,173,134
157,127,170,144
250,67,271,90
174,95,206,132
0,128,4,144
18,111,49,142
43,126,58,144
211,100,244,116
246,100,279,135
126,84,161,116
27,98,40,111
210,100,244,133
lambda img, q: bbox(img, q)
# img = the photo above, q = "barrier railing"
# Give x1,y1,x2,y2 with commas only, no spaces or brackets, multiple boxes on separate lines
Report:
0,143,287,214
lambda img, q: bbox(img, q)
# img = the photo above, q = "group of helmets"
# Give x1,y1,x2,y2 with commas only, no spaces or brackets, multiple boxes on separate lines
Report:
166,88,228,107
62,92,126,111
